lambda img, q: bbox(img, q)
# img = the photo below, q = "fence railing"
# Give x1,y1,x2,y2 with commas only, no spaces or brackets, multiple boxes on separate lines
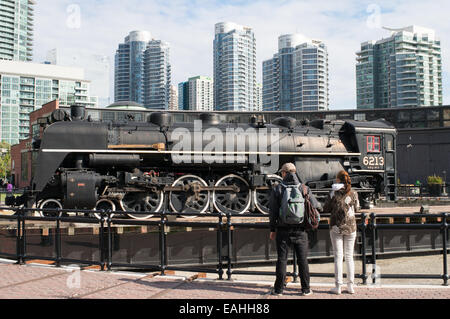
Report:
397,184,449,197
0,207,448,286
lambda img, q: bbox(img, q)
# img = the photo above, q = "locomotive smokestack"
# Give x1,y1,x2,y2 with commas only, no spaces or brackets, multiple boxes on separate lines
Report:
70,104,86,121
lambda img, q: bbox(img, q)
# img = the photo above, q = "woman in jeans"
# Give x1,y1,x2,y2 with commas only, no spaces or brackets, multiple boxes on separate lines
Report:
323,170,359,295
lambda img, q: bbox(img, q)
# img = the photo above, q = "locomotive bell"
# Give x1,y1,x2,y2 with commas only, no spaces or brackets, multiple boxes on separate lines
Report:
250,114,266,128
148,112,171,127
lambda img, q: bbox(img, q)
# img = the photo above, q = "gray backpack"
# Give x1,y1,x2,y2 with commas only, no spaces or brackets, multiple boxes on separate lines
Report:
279,183,305,225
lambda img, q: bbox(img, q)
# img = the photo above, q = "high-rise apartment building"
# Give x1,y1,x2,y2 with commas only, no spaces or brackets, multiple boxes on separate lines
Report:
168,85,178,111
356,26,442,109
115,31,151,104
263,34,329,111
178,81,189,111
256,83,262,111
0,0,34,61
0,60,97,145
46,48,111,107
114,31,171,109
178,76,214,111
143,40,171,109
213,22,257,111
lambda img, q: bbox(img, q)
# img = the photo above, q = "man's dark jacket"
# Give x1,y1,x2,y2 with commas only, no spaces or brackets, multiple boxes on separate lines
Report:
269,172,322,232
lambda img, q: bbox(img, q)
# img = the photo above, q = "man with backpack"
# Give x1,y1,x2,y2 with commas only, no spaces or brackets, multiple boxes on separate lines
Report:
269,162,321,296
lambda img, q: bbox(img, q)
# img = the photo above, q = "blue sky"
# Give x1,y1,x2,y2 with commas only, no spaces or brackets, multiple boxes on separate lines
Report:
32,0,450,109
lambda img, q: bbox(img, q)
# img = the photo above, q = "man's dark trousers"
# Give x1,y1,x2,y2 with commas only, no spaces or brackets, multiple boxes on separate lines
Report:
274,227,310,293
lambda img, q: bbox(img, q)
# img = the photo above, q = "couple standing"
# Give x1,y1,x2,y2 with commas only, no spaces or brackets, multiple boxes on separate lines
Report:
269,163,360,296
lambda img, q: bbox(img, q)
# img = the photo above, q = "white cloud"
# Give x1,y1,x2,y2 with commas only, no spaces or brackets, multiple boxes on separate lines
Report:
33,0,450,108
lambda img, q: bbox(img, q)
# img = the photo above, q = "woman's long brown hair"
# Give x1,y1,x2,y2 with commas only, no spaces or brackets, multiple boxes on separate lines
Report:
337,170,352,194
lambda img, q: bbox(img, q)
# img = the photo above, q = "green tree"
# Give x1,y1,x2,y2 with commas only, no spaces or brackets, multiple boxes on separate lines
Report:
0,142,11,180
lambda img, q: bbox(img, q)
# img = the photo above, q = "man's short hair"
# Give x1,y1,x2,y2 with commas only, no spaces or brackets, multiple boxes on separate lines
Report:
280,162,296,173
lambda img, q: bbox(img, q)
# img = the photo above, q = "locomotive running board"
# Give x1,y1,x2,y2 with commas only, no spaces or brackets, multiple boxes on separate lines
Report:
41,149,362,157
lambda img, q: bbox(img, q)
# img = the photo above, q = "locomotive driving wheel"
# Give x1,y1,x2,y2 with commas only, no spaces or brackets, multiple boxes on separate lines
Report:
169,175,210,218
213,174,251,215
253,175,283,215
93,199,116,220
119,191,164,220
38,199,63,217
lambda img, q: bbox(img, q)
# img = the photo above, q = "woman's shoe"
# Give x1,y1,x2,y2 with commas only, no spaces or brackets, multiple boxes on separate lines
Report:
347,283,355,294
330,285,341,295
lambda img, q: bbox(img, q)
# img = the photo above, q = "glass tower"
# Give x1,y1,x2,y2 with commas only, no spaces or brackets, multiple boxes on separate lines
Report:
213,22,257,111
114,31,151,105
114,31,171,109
263,34,329,111
143,40,171,109
178,81,189,110
356,26,443,109
0,0,34,61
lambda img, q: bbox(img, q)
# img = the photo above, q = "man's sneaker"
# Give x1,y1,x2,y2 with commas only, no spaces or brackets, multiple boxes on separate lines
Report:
269,289,283,296
301,289,313,296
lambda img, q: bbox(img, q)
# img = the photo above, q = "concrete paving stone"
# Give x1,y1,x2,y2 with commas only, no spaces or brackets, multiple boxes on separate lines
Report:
83,277,186,299
0,264,66,289
0,259,448,300
0,270,122,299
0,265,450,299
153,281,270,299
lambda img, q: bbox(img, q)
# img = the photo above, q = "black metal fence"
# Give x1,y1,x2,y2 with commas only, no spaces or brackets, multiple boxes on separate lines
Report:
397,184,449,197
0,207,448,286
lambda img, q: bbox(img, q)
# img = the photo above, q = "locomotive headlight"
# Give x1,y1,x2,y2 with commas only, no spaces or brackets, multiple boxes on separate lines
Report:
348,168,353,173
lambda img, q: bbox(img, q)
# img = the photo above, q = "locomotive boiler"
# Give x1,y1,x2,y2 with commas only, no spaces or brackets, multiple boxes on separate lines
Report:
8,105,397,218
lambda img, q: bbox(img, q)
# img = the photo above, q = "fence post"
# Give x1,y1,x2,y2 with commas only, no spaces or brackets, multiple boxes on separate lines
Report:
360,213,368,285
21,209,26,265
99,212,105,271
16,208,22,265
217,214,224,280
55,215,61,267
159,210,166,275
107,210,112,271
227,213,232,280
370,213,377,284
442,213,448,286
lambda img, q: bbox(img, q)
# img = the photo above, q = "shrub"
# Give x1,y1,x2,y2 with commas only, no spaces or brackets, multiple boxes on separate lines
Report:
427,175,443,185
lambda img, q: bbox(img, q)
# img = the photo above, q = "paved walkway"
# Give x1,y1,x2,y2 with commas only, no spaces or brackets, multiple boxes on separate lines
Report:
0,259,448,299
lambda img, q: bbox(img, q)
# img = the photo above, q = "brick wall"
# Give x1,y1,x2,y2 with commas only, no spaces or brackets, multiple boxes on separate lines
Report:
10,100,60,188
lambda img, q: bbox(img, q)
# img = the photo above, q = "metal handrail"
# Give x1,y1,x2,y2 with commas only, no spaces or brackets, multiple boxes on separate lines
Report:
0,206,448,286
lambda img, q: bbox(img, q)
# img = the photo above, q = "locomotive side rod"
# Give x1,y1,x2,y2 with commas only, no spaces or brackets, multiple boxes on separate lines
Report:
161,185,272,192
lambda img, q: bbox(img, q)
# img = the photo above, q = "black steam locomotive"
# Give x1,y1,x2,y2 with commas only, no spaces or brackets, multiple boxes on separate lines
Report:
8,105,397,218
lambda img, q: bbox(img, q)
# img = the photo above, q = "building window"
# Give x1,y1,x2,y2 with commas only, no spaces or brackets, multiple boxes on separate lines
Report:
21,152,28,182
367,136,381,153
